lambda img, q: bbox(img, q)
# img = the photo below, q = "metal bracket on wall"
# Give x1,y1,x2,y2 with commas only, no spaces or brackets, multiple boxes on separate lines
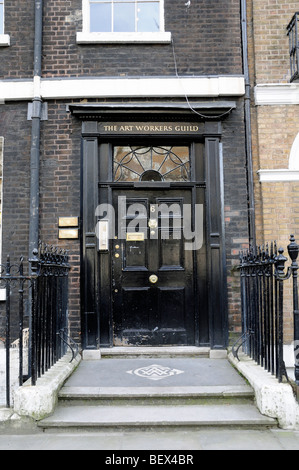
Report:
27,101,48,121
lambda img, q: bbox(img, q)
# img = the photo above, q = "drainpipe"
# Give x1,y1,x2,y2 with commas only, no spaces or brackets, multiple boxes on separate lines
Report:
28,0,43,374
29,0,43,260
240,0,256,247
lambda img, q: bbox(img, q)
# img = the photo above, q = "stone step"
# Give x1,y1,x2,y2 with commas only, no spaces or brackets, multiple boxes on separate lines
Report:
58,384,255,406
40,356,277,432
38,403,276,431
98,346,211,359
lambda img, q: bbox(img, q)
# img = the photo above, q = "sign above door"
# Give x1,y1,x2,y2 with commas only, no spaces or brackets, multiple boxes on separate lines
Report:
98,122,204,136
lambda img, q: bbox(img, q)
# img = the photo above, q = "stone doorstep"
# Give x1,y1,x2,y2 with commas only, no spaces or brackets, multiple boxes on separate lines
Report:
83,347,227,360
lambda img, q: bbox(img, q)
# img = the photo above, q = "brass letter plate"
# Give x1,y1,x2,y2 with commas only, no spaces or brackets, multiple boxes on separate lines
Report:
126,233,145,242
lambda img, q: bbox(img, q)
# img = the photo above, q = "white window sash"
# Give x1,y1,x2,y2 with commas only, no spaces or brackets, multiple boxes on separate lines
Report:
82,0,90,32
0,0,4,35
159,0,165,32
0,0,10,46
82,0,166,35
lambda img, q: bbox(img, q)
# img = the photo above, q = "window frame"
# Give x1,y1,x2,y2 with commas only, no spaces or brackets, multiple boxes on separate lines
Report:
0,0,3,35
113,145,191,182
0,0,10,47
77,0,171,44
287,12,299,82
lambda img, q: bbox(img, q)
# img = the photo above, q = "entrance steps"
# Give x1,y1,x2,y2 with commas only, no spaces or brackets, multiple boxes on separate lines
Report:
37,353,277,432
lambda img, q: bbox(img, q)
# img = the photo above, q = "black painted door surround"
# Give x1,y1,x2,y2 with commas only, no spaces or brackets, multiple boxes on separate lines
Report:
70,102,231,351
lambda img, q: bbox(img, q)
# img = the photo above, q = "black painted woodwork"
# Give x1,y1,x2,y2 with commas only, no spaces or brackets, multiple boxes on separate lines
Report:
112,188,196,346
79,106,228,350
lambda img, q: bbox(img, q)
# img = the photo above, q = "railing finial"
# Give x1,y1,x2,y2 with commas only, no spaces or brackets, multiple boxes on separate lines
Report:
29,248,40,276
288,234,299,265
275,247,288,277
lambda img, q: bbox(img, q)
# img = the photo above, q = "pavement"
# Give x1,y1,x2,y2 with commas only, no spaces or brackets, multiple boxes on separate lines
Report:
0,428,299,450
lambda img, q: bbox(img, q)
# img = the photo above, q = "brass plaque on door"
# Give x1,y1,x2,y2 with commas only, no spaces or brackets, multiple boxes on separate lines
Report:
126,233,145,242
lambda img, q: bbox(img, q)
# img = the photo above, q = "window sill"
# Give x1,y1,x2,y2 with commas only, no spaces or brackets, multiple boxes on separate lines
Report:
258,169,299,182
0,34,10,46
76,31,172,44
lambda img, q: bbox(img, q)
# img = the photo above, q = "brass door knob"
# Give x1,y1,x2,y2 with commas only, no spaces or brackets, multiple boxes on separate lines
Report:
149,274,158,284
148,219,158,229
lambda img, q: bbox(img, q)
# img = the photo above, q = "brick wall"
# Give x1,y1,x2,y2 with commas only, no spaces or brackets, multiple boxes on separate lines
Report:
0,103,31,339
248,0,298,84
0,0,34,78
39,102,82,344
247,0,299,246
222,101,249,342
0,0,249,347
247,0,299,345
247,0,299,245
258,181,299,343
42,0,242,77
0,103,31,262
1,0,243,79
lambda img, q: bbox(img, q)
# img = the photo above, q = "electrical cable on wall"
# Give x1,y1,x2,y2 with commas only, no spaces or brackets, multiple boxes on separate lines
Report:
171,37,234,120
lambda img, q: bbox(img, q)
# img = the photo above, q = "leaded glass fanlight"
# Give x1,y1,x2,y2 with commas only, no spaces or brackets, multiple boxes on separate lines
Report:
113,146,190,182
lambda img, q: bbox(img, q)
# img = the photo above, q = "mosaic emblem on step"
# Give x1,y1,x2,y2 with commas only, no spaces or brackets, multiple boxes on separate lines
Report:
126,364,184,381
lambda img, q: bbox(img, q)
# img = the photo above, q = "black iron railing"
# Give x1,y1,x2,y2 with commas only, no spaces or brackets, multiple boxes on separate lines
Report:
287,12,299,82
233,235,299,385
1,242,77,407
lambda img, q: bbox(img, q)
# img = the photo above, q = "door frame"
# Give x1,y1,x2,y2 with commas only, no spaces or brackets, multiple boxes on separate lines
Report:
74,103,230,351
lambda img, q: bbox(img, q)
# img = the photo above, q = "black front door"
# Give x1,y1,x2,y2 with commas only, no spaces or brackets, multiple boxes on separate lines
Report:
112,188,196,346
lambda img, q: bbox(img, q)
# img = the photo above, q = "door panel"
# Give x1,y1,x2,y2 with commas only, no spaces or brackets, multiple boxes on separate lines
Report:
112,188,195,346
159,232,184,270
122,287,152,330
158,287,186,328
123,241,148,271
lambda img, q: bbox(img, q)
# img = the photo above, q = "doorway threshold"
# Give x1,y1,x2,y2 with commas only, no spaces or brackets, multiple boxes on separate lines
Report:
99,346,211,359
